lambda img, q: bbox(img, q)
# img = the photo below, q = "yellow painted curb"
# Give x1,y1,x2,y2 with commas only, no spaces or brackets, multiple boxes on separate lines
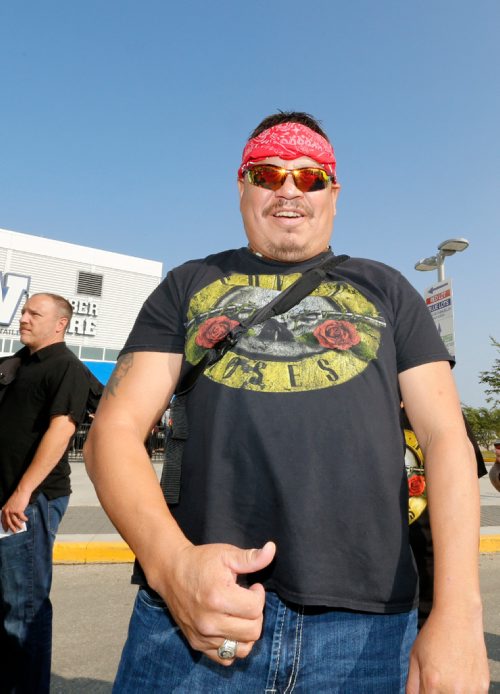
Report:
53,536,500,564
479,535,500,553
54,541,134,564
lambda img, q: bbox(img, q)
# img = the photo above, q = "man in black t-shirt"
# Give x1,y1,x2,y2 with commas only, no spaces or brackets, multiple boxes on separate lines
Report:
85,112,489,692
0,293,89,694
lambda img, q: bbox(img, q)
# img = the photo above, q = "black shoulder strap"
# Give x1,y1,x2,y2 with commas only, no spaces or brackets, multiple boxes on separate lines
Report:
0,349,25,406
0,348,26,387
0,356,22,387
241,254,349,328
176,253,349,396
161,252,350,505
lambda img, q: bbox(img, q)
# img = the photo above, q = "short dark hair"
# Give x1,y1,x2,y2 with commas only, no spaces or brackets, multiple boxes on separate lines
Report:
249,111,330,142
32,293,73,324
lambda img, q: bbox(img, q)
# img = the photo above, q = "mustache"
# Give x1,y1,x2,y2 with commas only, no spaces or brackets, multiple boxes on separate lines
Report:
263,198,312,217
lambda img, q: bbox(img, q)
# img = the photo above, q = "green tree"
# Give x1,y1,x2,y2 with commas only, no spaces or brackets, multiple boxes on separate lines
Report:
462,405,500,449
479,337,500,406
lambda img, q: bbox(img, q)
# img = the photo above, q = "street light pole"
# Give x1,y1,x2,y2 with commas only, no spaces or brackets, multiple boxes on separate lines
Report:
414,238,470,359
436,254,445,282
414,238,469,281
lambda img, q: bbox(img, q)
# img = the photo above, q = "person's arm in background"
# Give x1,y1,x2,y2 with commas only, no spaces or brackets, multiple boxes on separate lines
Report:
463,414,488,477
83,352,275,665
400,361,489,692
1,414,77,531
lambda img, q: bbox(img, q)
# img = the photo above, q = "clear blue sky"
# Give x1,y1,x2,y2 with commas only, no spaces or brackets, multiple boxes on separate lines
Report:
1,1,498,406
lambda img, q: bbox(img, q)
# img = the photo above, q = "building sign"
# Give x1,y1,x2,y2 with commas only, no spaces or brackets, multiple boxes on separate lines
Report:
424,279,455,358
0,272,30,326
66,298,99,336
0,272,99,338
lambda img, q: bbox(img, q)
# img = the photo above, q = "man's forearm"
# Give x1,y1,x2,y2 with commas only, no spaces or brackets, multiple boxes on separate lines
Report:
15,417,76,498
424,434,482,612
1,416,76,530
84,424,192,591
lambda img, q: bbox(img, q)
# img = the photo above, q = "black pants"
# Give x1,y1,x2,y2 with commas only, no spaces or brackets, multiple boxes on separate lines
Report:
409,509,433,629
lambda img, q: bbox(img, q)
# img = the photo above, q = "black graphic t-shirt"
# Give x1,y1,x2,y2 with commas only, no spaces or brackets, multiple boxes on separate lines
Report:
123,248,452,613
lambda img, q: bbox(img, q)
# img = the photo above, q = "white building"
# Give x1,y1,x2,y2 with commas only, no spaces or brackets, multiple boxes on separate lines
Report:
0,227,163,383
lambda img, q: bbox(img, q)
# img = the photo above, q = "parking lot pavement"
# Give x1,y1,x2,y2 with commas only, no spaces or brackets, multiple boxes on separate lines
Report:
51,563,135,692
50,556,500,691
481,553,500,691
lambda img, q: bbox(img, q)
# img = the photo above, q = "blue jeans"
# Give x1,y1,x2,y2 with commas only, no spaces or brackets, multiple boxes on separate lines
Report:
114,588,417,693
0,493,69,694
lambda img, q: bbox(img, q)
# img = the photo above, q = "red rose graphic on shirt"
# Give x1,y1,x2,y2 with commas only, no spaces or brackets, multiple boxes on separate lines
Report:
195,316,240,349
313,320,361,351
408,475,426,497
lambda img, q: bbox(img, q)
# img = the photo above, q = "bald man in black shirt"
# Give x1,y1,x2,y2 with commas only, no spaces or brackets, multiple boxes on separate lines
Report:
0,293,89,694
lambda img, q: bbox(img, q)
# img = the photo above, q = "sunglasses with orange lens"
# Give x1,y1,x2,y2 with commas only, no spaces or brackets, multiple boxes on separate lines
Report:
243,164,335,193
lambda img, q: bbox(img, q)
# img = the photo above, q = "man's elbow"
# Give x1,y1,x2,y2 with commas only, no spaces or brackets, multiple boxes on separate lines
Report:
83,414,135,476
83,418,105,478
82,430,95,477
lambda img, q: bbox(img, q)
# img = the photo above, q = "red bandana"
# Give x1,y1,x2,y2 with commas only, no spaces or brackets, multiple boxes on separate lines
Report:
238,122,336,178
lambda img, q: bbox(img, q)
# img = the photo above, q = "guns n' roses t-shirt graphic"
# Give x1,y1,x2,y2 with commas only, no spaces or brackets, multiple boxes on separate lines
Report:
184,272,387,393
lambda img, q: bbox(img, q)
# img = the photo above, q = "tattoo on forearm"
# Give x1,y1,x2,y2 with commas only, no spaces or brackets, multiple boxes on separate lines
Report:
104,353,134,399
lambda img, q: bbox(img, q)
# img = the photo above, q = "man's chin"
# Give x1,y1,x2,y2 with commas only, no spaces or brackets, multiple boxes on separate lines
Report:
264,240,318,263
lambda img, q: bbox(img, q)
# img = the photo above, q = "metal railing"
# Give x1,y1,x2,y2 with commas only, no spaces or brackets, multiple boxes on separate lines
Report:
68,423,166,462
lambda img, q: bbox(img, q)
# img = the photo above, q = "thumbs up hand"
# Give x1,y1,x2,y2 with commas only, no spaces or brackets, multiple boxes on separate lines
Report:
150,540,276,664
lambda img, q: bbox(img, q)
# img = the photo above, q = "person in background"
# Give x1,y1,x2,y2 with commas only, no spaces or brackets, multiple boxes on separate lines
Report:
85,112,489,692
489,438,500,492
402,407,488,627
0,293,90,694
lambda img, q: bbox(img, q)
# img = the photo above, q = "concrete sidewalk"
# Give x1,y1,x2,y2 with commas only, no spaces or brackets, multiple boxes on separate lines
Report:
53,460,500,563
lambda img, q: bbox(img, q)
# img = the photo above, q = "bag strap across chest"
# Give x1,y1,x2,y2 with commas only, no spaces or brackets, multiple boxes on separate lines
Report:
161,253,350,504
176,253,350,396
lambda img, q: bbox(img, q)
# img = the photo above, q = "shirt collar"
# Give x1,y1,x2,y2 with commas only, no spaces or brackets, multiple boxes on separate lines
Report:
28,341,68,363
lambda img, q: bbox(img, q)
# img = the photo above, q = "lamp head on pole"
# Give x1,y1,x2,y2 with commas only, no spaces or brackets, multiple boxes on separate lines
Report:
415,256,440,272
414,238,469,280
438,238,469,254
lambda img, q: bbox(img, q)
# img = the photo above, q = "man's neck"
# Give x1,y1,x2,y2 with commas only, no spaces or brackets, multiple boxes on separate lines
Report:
247,244,331,263
28,338,65,356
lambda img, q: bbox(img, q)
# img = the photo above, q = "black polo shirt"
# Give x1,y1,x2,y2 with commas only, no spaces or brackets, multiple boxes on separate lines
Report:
0,342,90,507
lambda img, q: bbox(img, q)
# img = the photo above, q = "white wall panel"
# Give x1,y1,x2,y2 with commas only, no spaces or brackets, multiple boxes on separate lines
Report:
0,228,163,356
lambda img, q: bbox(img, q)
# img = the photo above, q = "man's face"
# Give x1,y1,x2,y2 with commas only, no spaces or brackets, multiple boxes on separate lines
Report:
495,444,500,462
238,155,340,263
19,295,68,353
